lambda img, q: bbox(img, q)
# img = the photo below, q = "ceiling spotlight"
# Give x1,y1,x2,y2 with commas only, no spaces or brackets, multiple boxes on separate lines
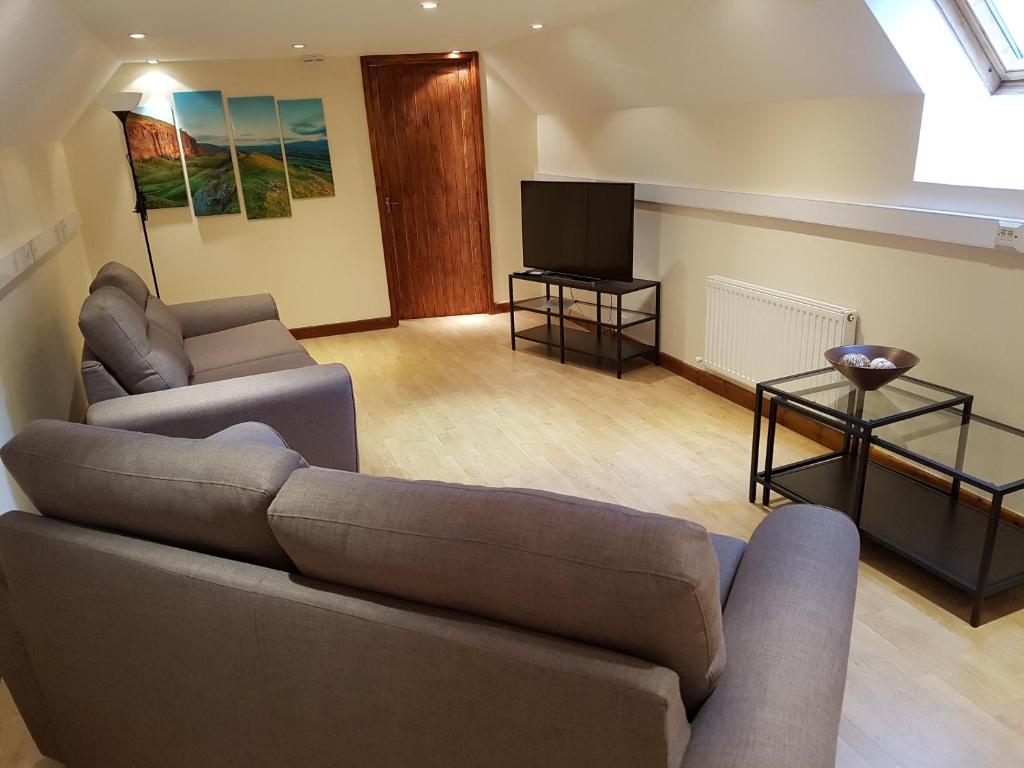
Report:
129,32,147,39
420,2,439,8
146,59,160,64
292,43,305,49
530,23,544,30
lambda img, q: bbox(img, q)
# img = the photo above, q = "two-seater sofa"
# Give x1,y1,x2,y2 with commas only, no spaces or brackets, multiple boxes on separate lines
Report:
0,419,860,768
78,262,357,470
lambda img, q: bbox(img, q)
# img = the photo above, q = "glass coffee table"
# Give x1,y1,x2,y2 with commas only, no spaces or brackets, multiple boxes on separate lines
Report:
749,367,1024,626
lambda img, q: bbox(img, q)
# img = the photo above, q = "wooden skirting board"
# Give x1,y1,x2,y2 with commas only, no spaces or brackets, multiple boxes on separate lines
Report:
290,315,397,340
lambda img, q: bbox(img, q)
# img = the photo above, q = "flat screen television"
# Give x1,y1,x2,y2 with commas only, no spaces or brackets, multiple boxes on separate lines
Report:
521,180,635,282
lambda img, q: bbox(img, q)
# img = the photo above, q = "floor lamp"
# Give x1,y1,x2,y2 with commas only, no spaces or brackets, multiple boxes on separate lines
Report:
96,91,161,298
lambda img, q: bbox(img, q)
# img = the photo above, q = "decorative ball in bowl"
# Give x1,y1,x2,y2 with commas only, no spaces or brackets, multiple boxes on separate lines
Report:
824,344,919,391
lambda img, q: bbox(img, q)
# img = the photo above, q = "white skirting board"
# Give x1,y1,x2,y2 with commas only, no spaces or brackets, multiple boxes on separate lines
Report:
534,173,1023,252
0,210,81,294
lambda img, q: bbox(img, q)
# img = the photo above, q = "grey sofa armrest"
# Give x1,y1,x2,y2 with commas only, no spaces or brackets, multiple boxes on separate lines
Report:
169,294,279,338
85,364,358,472
683,505,859,768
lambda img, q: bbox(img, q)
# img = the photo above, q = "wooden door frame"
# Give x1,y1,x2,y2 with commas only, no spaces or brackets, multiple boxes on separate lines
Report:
361,51,496,322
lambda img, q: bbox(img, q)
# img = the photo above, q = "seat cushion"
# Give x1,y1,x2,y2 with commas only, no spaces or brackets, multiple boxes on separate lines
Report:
89,261,150,308
79,286,190,394
268,469,726,715
0,420,303,569
185,319,315,384
709,533,746,606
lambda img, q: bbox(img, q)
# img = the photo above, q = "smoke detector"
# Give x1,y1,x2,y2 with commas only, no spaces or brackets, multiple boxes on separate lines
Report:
302,54,326,64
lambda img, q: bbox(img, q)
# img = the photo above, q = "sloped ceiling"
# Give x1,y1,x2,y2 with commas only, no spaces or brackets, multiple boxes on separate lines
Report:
0,0,118,145
485,0,921,114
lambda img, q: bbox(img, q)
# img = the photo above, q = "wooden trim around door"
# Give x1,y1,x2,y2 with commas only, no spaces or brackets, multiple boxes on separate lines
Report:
360,51,494,320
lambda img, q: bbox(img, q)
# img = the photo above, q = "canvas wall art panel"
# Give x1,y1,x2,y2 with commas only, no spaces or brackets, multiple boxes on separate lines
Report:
125,104,189,209
227,96,291,219
277,98,335,199
171,90,241,216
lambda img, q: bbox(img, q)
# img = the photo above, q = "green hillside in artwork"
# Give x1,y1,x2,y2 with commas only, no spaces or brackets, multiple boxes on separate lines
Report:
133,156,189,209
184,151,241,216
236,151,292,219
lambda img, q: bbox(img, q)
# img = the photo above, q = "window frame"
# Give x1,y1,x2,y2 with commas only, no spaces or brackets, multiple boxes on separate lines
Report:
934,0,1024,94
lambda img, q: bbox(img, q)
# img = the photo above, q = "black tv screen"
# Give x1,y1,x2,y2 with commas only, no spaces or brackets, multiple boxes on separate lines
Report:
521,181,635,281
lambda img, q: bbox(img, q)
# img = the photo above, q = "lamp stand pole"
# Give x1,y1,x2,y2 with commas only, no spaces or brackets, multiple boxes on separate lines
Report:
113,110,161,298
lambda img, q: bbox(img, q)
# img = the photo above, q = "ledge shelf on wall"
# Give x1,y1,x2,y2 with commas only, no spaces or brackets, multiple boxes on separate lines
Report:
0,210,81,294
534,173,1024,252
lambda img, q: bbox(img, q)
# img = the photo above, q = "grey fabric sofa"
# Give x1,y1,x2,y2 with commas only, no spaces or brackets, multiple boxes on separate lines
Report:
0,420,860,768
77,262,358,471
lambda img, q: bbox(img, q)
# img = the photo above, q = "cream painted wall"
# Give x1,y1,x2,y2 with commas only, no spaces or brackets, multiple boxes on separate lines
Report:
64,58,392,329
482,62,538,302
537,96,1024,425
0,143,94,511
63,55,537,326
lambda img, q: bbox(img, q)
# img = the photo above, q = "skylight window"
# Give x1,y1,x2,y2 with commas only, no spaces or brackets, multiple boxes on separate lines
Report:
937,0,1024,92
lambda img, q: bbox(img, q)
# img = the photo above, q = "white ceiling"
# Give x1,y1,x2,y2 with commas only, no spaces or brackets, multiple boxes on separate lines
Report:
0,0,117,144
485,0,921,114
4,0,921,145
59,0,648,61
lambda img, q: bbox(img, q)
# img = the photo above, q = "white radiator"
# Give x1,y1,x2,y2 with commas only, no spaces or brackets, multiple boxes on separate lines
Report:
704,276,858,387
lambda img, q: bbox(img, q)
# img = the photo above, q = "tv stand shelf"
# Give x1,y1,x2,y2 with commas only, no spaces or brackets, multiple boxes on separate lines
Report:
508,272,661,379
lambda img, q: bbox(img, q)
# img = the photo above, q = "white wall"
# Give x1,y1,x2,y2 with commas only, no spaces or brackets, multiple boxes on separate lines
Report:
537,96,1024,425
0,143,94,511
65,58,392,329
482,62,538,302
63,55,538,327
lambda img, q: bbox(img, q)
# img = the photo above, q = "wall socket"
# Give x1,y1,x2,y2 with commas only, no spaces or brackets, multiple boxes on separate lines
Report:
995,220,1023,251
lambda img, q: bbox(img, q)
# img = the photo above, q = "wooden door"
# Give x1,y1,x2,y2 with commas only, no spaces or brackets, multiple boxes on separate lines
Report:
361,52,493,320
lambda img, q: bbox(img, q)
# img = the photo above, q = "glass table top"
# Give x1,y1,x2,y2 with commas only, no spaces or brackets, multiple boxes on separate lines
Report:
874,411,1024,494
763,369,970,427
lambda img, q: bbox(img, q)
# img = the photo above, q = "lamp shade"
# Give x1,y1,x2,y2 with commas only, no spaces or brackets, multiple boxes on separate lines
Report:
95,91,143,114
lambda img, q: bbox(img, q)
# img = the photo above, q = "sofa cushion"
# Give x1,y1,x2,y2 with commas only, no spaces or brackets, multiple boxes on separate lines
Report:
207,421,308,467
709,533,746,606
185,319,315,384
145,296,185,343
79,286,190,394
0,420,302,569
89,261,150,308
268,469,726,714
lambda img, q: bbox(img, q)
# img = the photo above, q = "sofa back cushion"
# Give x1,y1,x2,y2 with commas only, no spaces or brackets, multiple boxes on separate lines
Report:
79,286,190,394
0,420,303,568
144,296,185,342
268,469,726,714
89,261,150,308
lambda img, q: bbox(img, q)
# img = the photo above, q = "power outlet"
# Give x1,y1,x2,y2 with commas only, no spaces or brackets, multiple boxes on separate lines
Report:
995,220,1023,251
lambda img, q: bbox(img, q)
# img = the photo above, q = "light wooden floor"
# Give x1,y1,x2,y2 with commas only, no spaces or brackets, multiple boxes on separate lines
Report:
3,313,1023,767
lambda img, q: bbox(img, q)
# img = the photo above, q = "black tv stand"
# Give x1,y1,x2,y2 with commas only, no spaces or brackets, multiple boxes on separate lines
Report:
508,272,661,379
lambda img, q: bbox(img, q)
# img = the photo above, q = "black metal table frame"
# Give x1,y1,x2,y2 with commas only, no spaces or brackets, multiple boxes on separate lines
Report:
508,273,661,379
746,369,1024,626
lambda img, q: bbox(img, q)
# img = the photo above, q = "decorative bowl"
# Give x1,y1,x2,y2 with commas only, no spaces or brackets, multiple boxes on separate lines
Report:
824,344,919,391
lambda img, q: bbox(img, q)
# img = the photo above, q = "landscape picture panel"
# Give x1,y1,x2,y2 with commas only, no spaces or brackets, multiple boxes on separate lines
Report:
171,90,241,216
277,98,335,199
125,104,189,210
227,96,291,220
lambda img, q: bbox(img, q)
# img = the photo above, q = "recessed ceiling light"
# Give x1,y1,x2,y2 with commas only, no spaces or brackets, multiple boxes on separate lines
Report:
420,2,439,8
146,59,160,64
129,32,146,39
530,23,544,30
292,43,305,49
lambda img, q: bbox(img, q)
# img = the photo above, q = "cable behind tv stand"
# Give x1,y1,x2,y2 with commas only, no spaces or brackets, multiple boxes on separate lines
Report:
508,272,661,379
